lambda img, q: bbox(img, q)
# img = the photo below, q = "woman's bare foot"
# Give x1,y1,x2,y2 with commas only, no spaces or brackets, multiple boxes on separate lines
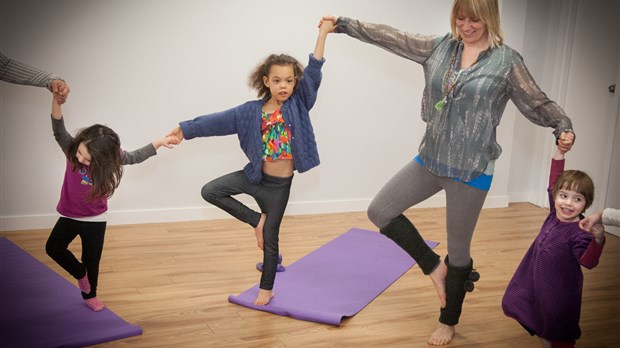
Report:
254,213,266,250
427,323,455,346
429,259,447,308
253,289,274,306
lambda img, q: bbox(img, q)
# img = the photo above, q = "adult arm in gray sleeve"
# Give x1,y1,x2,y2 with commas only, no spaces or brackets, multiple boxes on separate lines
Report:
602,208,620,227
1,52,63,91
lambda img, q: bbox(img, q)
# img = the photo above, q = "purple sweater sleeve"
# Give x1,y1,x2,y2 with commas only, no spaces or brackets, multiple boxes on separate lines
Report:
548,159,565,190
580,238,604,269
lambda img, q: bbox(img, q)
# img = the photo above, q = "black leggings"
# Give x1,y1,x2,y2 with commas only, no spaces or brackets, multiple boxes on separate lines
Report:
46,217,106,299
201,170,293,290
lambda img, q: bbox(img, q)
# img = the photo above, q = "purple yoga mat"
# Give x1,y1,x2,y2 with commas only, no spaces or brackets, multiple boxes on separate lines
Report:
228,228,439,326
0,237,142,348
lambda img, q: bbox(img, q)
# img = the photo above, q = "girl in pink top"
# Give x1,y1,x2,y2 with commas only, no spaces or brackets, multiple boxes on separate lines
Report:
45,96,174,311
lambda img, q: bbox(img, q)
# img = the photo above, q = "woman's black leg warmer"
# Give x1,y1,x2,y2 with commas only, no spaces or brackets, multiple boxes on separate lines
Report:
439,255,480,326
379,214,440,275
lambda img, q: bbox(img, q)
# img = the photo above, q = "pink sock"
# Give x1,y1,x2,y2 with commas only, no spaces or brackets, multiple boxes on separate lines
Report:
77,273,91,294
85,298,105,312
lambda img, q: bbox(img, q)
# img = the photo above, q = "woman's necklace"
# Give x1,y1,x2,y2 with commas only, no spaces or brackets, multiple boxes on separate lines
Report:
435,45,462,111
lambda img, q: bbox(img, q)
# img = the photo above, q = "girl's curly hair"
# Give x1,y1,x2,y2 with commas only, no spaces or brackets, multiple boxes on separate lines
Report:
248,54,304,100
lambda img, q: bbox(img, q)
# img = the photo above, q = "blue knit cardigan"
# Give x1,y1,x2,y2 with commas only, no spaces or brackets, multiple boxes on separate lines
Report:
179,54,325,184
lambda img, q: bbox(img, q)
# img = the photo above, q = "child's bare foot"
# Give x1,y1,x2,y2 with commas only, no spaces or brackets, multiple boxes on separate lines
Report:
253,289,274,306
429,260,447,308
85,297,105,312
254,213,266,250
427,323,455,345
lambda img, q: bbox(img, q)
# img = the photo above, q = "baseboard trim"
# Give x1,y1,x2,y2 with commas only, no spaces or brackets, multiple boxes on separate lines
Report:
1,193,511,231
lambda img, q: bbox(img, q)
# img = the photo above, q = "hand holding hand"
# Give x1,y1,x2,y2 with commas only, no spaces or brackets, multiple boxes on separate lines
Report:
51,80,70,104
579,211,603,232
589,222,606,245
557,131,575,154
162,135,179,149
318,17,336,33
319,15,339,32
166,126,184,145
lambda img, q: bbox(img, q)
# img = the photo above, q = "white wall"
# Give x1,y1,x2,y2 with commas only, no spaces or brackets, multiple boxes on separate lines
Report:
506,0,562,204
507,0,620,217
559,0,619,216
0,0,537,231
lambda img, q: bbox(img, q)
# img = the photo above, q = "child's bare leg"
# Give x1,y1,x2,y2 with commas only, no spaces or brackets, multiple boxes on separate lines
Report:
427,323,455,346
254,213,266,250
253,288,274,306
429,259,447,308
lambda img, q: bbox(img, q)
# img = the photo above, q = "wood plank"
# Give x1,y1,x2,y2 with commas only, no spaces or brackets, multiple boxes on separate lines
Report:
2,203,618,347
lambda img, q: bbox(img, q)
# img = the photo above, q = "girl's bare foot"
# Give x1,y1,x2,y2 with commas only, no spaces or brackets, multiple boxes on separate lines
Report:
429,259,447,308
253,289,274,306
427,323,455,346
254,213,266,250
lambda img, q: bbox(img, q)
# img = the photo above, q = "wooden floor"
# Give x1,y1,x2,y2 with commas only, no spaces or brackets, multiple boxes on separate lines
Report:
2,203,619,347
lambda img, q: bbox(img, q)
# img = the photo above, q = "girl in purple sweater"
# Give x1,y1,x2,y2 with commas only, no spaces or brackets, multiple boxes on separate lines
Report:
45,96,174,311
502,136,605,347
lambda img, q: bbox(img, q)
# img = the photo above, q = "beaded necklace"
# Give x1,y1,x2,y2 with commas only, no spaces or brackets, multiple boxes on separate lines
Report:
435,44,462,110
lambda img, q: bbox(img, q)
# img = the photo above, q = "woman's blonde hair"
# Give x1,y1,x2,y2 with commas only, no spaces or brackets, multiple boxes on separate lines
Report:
450,0,504,48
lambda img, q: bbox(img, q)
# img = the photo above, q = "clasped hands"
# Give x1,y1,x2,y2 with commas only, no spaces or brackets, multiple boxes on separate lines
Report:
557,131,575,154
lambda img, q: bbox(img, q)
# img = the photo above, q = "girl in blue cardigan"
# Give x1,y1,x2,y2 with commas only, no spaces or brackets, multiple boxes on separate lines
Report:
167,21,333,306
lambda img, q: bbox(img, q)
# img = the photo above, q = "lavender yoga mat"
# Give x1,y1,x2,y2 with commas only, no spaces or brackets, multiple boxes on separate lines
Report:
0,237,142,348
228,228,439,326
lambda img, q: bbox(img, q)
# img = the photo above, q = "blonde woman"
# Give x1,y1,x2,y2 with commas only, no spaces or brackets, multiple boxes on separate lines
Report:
322,0,575,345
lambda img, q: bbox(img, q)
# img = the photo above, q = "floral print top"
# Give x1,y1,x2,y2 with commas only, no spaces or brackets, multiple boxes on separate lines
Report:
261,106,292,161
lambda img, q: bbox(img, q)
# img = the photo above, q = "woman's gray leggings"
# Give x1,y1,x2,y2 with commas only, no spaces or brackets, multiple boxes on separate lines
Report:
201,170,293,290
367,161,488,267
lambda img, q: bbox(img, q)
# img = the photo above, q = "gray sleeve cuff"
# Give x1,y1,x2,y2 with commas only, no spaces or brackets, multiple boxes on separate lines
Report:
334,16,351,34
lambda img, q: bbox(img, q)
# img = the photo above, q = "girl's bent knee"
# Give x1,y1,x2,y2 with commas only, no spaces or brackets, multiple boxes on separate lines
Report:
45,241,59,257
200,185,217,203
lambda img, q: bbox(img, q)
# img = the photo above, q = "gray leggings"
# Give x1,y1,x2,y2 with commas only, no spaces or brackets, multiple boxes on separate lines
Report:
367,161,488,267
201,170,293,290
